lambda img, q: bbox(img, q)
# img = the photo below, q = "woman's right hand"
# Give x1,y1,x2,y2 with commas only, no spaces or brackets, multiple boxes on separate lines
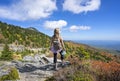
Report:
63,48,66,51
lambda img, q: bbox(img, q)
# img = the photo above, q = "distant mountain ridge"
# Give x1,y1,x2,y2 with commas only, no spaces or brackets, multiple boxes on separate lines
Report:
26,27,39,32
74,40,120,55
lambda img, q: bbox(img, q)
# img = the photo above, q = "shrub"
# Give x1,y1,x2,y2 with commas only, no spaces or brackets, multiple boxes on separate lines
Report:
12,54,22,60
0,67,20,81
91,61,120,81
0,43,13,61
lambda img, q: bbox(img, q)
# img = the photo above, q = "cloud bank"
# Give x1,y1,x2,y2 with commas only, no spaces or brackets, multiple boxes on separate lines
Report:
0,0,57,21
44,20,67,29
63,0,101,14
0,0,101,21
70,25,91,32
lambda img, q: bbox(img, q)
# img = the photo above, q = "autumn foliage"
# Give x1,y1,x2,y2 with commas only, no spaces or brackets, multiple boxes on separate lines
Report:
46,53,120,81
91,61,120,81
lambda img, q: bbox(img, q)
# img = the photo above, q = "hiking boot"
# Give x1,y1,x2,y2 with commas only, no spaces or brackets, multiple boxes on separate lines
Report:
62,63,64,66
54,67,59,71
54,63,58,71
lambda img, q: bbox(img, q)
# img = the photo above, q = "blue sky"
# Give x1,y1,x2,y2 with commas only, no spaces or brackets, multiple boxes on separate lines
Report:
0,0,120,40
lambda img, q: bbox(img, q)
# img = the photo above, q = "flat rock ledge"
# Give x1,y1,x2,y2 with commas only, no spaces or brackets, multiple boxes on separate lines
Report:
0,54,70,81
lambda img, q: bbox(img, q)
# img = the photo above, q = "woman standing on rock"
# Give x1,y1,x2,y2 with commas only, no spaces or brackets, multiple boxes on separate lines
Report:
50,28,66,70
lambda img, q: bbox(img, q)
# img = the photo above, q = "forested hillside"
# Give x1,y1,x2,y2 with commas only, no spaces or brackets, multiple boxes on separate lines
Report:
0,21,50,48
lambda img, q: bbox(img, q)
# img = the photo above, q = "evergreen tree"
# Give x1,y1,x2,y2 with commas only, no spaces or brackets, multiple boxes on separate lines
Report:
0,43,13,60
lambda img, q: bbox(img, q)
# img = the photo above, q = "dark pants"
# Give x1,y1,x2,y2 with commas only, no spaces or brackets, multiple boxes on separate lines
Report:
53,50,64,63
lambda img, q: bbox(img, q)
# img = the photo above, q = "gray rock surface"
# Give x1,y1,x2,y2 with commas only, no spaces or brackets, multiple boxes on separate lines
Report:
0,54,70,81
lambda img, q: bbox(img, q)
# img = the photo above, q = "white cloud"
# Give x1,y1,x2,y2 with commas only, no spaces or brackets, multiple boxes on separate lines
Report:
44,20,67,29
70,25,91,32
0,0,57,21
63,0,101,14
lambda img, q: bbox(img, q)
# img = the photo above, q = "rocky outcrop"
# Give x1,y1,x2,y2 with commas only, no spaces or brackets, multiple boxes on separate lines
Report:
0,54,70,81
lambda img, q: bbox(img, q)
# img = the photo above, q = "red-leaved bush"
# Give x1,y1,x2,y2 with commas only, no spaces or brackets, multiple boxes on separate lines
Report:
91,61,120,81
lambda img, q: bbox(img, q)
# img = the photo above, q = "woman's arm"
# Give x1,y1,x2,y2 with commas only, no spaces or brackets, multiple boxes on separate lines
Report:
60,37,66,51
50,37,53,49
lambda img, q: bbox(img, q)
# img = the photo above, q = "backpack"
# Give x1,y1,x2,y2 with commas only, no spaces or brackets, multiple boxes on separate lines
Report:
53,37,61,51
